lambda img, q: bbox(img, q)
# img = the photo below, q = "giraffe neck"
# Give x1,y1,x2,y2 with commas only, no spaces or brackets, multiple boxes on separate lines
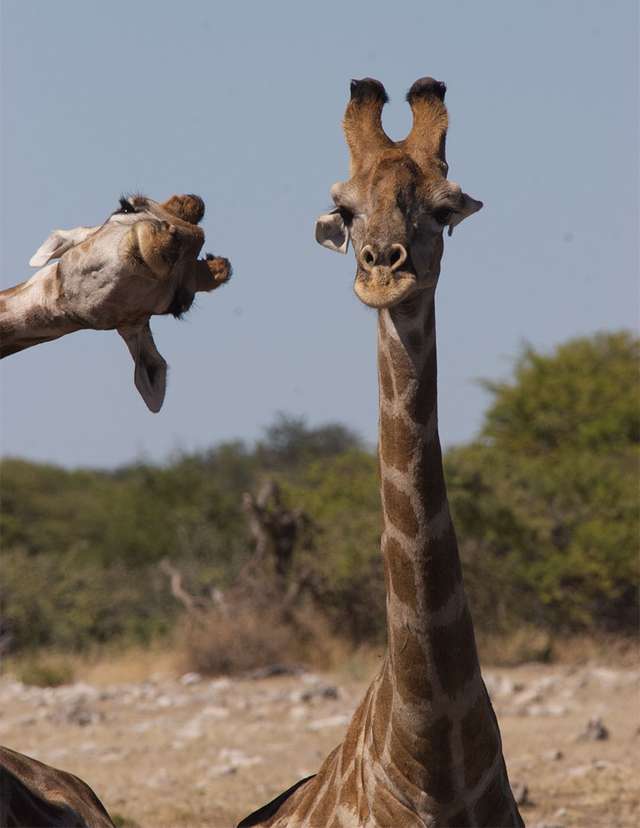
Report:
374,290,500,806
237,289,524,827
378,291,481,701
0,265,80,357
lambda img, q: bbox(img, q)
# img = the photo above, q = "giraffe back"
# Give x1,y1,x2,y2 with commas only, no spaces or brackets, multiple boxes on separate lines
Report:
0,746,114,828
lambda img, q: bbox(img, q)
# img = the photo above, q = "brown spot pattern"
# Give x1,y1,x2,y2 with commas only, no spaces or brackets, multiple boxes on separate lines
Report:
461,690,501,789
371,668,393,753
388,712,454,802
382,478,419,537
380,409,415,471
356,767,370,823
387,336,414,397
340,763,357,806
378,350,395,402
410,347,438,425
415,435,448,523
339,706,364,774
419,526,464,614
391,625,431,702
294,774,324,820
307,772,338,826
472,772,511,827
370,786,424,827
384,536,417,609
428,605,479,698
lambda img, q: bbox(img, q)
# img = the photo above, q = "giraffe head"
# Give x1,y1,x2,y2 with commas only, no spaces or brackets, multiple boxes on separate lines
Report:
315,78,482,309
27,193,231,411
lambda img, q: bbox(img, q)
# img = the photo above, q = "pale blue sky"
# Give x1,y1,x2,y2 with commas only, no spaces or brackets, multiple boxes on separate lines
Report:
1,0,637,467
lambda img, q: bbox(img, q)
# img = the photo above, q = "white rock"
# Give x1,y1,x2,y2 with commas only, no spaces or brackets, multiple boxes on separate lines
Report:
201,704,229,719
525,704,567,717
308,715,350,731
218,748,262,768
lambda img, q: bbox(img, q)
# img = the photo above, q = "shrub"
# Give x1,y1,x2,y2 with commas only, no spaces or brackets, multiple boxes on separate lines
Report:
17,657,75,687
181,605,334,676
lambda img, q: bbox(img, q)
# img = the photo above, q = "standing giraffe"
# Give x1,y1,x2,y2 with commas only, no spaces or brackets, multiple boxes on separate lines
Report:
0,193,231,411
239,78,523,827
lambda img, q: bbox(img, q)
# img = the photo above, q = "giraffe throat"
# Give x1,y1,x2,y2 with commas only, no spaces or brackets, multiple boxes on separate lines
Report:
372,292,512,813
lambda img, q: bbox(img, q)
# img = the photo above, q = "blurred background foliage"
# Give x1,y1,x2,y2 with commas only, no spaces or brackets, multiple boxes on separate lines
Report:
1,330,638,657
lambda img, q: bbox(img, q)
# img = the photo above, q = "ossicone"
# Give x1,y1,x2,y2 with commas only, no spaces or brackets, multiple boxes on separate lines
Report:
161,194,205,225
349,77,389,104
406,77,446,103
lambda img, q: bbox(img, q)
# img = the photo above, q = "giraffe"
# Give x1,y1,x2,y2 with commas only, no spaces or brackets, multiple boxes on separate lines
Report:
0,745,114,827
0,193,231,825
0,193,231,411
238,78,524,827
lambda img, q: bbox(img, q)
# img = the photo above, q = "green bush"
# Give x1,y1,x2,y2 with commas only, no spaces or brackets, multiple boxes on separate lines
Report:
447,331,639,632
1,335,637,655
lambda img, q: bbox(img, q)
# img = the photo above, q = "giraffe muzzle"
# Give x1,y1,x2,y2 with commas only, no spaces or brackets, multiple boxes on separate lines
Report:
354,265,417,309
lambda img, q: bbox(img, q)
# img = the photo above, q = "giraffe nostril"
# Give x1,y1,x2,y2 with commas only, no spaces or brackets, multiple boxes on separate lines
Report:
389,244,407,271
361,246,376,269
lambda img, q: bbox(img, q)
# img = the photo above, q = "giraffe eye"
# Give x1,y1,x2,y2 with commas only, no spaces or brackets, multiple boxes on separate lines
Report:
432,207,452,225
115,197,137,215
337,206,354,226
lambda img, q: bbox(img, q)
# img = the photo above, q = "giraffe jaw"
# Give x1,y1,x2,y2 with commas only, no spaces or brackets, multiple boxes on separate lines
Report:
354,268,417,309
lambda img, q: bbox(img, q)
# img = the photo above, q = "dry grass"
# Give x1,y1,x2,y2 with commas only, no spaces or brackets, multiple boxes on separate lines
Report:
5,627,636,691
477,627,640,668
477,626,555,666
77,645,181,685
179,604,342,677
14,655,76,687
548,633,640,667
4,645,182,687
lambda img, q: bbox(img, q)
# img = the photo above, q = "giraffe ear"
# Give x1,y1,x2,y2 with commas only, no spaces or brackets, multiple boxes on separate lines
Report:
446,193,483,237
315,210,350,254
29,231,74,267
29,226,98,267
118,323,167,413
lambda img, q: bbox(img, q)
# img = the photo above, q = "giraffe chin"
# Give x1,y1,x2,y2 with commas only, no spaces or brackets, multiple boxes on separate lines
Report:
353,270,417,309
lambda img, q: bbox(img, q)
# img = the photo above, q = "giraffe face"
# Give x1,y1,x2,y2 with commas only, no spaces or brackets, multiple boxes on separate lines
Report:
315,77,482,309
31,193,209,326
327,159,482,308
28,193,231,411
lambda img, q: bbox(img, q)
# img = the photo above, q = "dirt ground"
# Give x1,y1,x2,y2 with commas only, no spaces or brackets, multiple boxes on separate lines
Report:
1,655,638,828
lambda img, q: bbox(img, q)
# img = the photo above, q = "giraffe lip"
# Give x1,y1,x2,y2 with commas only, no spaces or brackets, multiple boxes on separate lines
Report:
354,268,416,309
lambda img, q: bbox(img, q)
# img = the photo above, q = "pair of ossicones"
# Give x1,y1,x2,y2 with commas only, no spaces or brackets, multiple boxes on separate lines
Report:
0,76,482,412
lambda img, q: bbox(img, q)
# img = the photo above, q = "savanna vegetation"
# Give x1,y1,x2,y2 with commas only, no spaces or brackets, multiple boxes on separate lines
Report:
1,331,637,668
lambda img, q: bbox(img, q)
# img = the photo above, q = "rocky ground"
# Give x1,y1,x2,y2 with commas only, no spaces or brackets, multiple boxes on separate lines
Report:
0,660,638,827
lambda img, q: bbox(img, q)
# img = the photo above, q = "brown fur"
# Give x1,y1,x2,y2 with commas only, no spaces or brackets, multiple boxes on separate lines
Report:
0,746,114,827
161,193,205,225
241,77,519,827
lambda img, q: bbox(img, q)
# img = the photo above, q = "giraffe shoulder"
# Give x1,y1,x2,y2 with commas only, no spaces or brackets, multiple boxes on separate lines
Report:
237,774,315,827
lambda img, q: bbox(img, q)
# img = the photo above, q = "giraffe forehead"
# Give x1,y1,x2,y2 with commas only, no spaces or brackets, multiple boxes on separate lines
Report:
355,152,447,205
